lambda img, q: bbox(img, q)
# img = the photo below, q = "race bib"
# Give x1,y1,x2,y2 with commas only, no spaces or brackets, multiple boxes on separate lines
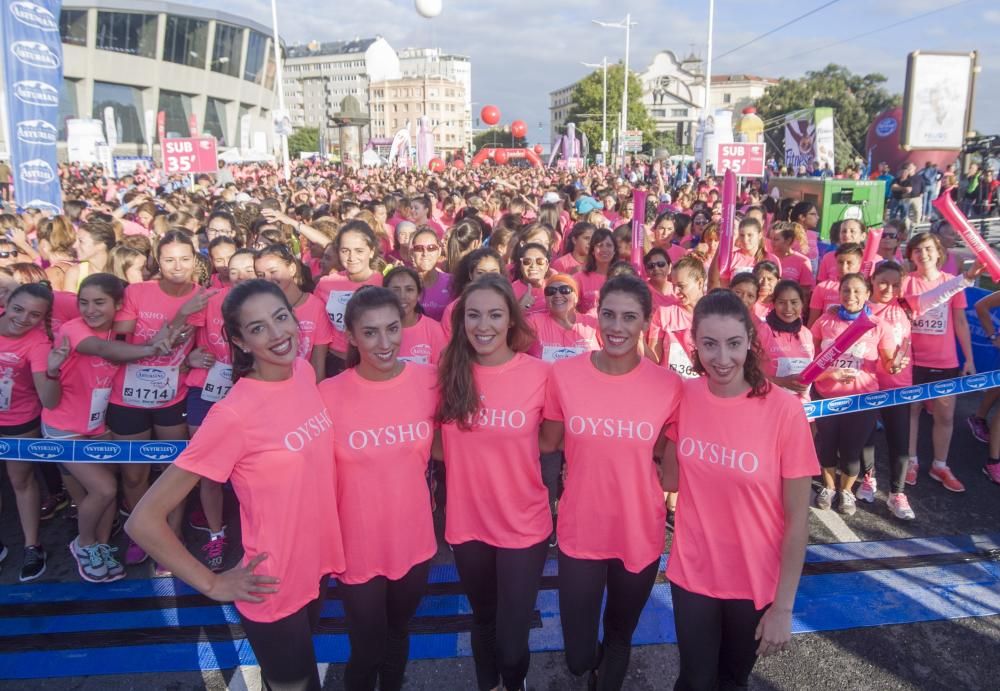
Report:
201,361,234,402
121,365,179,408
911,303,947,336
0,377,12,412
542,345,586,362
776,357,811,378
822,339,864,372
87,388,112,432
325,291,353,332
668,342,698,379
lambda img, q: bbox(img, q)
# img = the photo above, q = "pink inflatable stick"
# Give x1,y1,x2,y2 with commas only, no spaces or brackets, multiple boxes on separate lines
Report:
933,191,1000,281
798,311,877,385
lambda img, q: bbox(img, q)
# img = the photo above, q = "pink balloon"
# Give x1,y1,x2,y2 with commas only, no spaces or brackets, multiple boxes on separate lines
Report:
480,105,500,126
428,158,445,173
511,120,528,139
494,149,509,165
452,158,466,170
533,144,543,155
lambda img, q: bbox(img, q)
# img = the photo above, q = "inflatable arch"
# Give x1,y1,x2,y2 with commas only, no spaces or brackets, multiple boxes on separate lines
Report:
471,147,543,168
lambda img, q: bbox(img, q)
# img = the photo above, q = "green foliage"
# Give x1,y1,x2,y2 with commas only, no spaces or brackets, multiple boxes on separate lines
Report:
287,127,320,158
567,63,656,152
755,64,900,167
473,129,522,150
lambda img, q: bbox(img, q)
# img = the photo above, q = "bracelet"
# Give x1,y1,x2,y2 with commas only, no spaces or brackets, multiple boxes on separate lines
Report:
45,370,60,380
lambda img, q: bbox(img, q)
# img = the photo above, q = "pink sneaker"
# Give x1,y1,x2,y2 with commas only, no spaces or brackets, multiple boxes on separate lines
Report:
125,539,148,565
905,460,918,486
983,463,1000,485
929,464,965,492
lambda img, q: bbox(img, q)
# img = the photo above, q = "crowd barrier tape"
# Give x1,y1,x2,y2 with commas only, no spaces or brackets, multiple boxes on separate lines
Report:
1,371,999,463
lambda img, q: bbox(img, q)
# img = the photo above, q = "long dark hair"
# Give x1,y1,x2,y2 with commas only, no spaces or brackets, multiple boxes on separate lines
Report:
436,274,536,429
343,286,405,368
691,289,771,398
221,280,297,382
383,265,425,315
5,282,54,339
450,247,503,299
584,228,618,274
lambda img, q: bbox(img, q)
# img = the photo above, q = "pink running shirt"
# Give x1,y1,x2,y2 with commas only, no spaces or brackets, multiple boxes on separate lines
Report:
902,272,965,369
0,328,50,426
42,318,120,435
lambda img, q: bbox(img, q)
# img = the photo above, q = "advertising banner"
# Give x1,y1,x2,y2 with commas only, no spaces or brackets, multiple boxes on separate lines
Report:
784,108,835,173
901,51,976,151
162,137,218,174
2,0,64,213
717,143,765,177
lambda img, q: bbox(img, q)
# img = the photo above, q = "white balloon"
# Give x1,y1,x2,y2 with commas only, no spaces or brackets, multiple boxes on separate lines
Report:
415,0,442,19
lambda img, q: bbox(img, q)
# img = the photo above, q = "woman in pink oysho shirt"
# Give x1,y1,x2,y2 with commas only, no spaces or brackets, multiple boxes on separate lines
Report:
902,232,974,493
662,289,816,690
435,275,550,691
384,267,447,365
541,275,682,691
320,287,437,690
126,280,345,691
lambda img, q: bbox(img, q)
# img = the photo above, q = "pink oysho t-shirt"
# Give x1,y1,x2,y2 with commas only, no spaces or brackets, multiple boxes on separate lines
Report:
545,355,682,572
902,272,965,369
399,315,447,364
527,312,600,361
666,378,819,608
42,319,120,435
0,328,50,426
173,360,345,622
314,272,384,354
319,364,438,584
441,353,552,548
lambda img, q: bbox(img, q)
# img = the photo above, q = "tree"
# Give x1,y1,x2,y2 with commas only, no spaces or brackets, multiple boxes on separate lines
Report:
567,63,655,155
755,64,900,168
287,127,319,158
473,129,524,150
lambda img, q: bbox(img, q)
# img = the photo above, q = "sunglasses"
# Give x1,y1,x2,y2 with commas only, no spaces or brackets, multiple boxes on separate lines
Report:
412,244,439,253
544,285,575,297
883,233,898,239
645,260,668,270
0,250,18,258
520,257,548,267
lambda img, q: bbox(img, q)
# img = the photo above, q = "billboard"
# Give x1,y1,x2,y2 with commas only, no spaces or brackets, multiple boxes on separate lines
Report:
2,0,63,213
784,108,835,173
162,137,218,174
901,51,976,151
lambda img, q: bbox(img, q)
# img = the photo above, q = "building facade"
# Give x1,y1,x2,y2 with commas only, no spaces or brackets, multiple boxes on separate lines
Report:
0,0,281,160
369,76,467,153
548,83,576,147
397,47,472,149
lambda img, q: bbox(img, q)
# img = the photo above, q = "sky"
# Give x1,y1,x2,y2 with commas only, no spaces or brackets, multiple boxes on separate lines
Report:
221,0,999,148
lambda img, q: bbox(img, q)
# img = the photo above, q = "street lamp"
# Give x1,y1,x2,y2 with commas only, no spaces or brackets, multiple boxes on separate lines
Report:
700,0,716,171
593,14,637,168
270,0,291,179
581,58,608,159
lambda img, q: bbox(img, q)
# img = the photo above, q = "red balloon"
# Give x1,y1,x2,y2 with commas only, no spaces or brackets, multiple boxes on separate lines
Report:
533,144,543,155
428,157,445,173
480,105,501,126
493,149,509,165
452,158,466,170
511,120,528,139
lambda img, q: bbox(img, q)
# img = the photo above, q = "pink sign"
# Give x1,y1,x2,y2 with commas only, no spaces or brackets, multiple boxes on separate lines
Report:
717,143,765,177
162,137,218,174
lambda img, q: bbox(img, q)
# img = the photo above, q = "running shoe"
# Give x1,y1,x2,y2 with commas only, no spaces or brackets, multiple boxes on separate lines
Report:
905,460,919,486
19,545,47,582
39,492,69,521
929,464,966,492
982,463,1000,486
201,534,228,572
836,490,857,516
99,544,126,582
967,415,990,444
856,473,877,503
887,493,916,521
69,537,108,583
125,539,148,565
814,487,835,510
154,562,173,578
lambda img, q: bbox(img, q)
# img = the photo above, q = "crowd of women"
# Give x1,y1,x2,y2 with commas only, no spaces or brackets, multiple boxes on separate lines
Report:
0,159,996,691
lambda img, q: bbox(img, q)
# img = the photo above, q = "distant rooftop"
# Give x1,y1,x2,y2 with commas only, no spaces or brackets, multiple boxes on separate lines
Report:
712,74,778,84
286,37,378,59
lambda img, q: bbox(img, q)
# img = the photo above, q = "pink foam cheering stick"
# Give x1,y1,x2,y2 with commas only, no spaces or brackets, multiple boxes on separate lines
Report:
717,169,737,274
631,189,648,277
859,227,883,276
933,190,1000,281
798,311,877,385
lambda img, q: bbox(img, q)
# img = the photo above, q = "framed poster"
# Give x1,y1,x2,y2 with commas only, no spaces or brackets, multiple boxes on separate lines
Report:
901,51,977,151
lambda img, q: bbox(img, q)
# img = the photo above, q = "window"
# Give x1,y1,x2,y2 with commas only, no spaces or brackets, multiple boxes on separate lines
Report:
264,50,277,90
163,16,208,68
671,108,688,117
93,81,145,143
158,89,193,138
211,23,243,77
58,79,80,140
96,11,157,58
723,93,731,104
651,108,666,117
244,31,267,83
204,98,229,144
59,9,87,46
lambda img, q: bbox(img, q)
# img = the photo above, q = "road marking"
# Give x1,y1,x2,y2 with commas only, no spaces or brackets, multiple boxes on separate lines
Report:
810,506,862,543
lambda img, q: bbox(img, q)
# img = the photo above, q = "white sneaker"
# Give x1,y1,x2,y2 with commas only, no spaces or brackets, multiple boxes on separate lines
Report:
856,472,877,503
887,493,916,520
815,487,835,510
69,537,108,583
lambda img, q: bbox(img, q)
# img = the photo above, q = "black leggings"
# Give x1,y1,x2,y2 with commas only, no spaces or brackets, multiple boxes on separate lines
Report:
451,539,548,691
862,404,910,494
240,576,329,691
338,559,432,691
670,582,767,691
815,408,879,478
558,551,659,691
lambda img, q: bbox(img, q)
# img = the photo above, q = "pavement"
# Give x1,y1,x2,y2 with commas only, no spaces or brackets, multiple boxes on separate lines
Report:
1,392,999,690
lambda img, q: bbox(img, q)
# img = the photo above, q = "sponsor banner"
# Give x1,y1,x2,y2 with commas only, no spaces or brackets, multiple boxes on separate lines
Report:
784,108,835,173
162,137,218,174
717,143,765,177
2,0,63,211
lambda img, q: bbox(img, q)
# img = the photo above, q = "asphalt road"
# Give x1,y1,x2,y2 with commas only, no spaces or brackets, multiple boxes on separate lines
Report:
1,392,998,690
